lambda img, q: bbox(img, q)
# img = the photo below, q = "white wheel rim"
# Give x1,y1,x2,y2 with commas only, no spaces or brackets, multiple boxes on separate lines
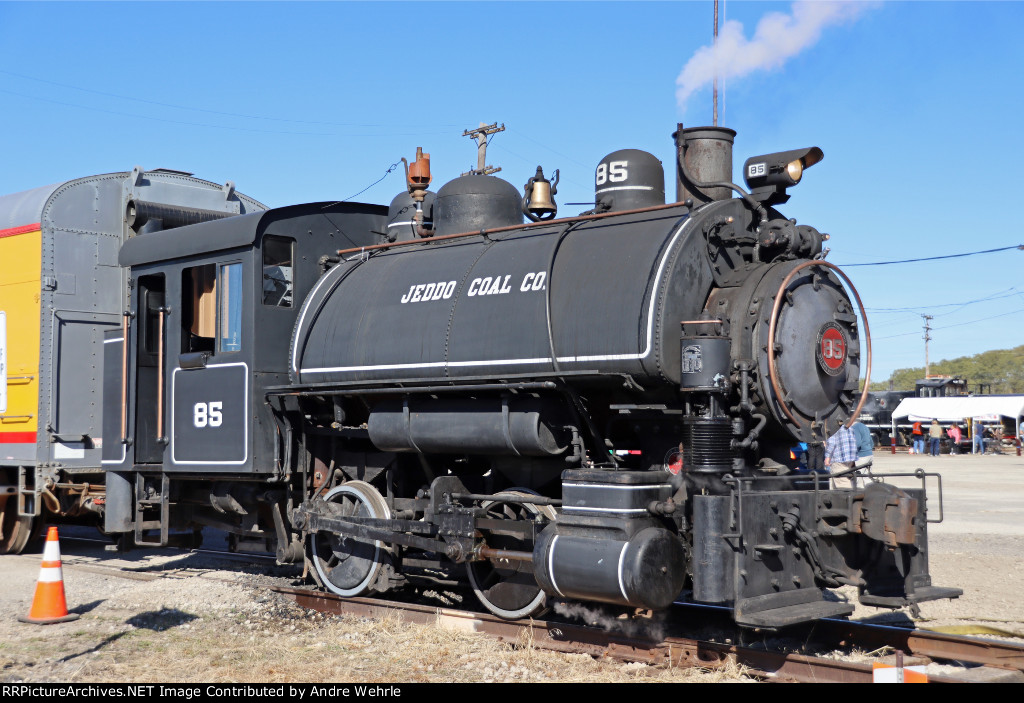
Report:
312,481,390,597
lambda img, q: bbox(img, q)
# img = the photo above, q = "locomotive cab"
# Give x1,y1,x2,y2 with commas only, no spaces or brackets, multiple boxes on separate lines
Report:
102,203,385,548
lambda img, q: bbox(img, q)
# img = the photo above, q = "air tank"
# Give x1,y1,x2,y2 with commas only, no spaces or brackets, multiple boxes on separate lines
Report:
367,397,568,456
594,149,665,212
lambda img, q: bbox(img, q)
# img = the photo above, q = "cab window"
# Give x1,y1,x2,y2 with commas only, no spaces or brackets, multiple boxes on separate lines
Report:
181,265,216,353
262,235,294,307
181,262,243,354
219,263,243,352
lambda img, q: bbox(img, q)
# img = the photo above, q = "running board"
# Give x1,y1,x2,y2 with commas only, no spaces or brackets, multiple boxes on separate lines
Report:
859,586,963,609
735,589,855,629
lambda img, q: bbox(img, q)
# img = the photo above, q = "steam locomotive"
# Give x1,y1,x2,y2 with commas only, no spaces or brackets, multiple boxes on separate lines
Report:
1,125,960,628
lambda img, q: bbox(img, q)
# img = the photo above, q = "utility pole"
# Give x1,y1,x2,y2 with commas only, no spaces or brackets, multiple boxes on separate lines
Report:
461,122,505,176
922,314,933,377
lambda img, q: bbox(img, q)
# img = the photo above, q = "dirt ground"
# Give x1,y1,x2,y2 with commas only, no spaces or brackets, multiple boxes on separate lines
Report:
0,549,748,684
0,449,1020,683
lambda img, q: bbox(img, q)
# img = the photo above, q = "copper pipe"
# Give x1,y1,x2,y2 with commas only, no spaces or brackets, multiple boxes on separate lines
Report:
766,260,872,431
120,313,128,443
336,201,688,257
156,309,165,442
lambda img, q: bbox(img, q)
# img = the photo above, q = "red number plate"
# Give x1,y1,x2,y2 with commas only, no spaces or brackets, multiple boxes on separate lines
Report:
817,323,848,375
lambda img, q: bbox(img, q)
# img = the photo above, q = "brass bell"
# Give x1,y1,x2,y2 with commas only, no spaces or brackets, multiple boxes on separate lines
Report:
523,166,558,221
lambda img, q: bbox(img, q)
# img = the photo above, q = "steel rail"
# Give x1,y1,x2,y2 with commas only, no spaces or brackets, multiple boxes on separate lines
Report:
34,534,1022,682
672,601,1024,674
271,586,983,683
41,533,1023,682
810,617,1024,672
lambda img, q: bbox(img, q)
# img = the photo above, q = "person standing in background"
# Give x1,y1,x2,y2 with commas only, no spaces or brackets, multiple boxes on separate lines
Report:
851,421,874,469
973,420,986,455
947,423,962,454
825,422,859,489
929,419,943,456
911,420,924,455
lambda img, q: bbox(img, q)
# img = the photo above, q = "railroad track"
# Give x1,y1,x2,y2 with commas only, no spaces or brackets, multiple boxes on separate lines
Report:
271,586,1024,683
34,537,1024,683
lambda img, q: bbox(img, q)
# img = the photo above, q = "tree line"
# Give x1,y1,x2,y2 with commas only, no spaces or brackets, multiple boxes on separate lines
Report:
870,345,1024,394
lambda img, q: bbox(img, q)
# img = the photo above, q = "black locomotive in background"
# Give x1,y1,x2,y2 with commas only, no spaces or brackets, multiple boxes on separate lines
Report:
12,124,962,628
859,376,973,448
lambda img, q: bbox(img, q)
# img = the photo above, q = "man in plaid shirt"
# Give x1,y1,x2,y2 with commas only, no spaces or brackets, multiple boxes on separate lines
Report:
824,423,859,489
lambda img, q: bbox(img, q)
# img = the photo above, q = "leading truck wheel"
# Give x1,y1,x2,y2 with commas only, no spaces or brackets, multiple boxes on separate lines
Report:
310,482,390,597
467,491,556,620
0,495,41,555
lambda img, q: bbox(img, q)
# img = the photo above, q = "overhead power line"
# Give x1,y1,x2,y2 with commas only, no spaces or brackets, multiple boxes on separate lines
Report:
504,127,591,169
0,69,461,130
840,244,1024,267
866,288,1023,314
0,87,329,136
873,307,1024,340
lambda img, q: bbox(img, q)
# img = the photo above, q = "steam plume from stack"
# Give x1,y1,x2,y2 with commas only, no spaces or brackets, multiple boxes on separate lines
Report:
676,1,874,114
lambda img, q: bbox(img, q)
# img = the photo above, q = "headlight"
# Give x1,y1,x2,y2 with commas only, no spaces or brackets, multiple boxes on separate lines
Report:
742,147,823,204
786,159,804,183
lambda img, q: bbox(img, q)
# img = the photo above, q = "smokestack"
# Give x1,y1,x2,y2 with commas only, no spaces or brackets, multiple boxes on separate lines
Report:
673,124,736,205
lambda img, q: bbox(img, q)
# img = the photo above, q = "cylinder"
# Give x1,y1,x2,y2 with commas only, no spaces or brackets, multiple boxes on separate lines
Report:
673,126,736,205
533,526,687,609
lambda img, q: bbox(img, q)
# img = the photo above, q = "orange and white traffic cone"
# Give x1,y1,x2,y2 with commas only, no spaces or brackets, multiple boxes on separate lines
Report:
17,526,79,624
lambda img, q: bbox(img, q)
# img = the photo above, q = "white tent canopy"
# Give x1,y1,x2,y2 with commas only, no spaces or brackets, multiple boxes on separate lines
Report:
890,395,1024,441
891,396,1024,423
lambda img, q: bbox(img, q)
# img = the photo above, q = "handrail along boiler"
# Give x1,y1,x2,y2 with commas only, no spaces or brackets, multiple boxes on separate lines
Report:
97,125,959,628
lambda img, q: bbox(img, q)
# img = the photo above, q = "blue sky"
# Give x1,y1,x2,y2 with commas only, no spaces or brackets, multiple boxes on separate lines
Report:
1,1,1022,384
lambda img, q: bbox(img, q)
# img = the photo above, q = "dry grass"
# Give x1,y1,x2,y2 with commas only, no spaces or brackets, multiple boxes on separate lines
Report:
0,590,756,683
